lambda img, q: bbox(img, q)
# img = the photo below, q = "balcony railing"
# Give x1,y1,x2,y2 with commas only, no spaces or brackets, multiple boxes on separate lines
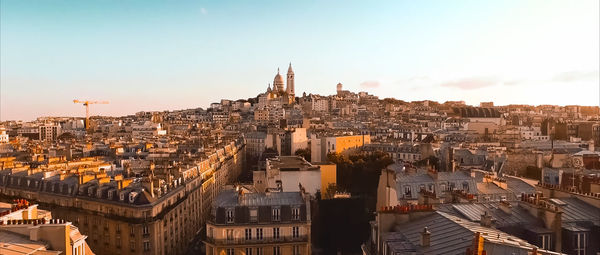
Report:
205,235,308,245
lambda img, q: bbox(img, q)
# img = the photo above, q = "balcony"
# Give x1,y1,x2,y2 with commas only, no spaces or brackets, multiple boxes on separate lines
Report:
205,235,308,245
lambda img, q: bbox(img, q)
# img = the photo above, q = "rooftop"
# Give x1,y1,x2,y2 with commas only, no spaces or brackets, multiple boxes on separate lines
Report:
214,188,305,208
0,230,59,255
391,211,558,255
267,156,319,171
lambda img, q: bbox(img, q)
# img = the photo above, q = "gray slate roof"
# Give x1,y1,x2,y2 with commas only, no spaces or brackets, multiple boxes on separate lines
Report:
214,189,304,208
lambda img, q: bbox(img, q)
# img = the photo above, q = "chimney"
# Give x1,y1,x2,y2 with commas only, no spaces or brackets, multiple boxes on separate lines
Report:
536,152,543,169
29,227,40,241
236,185,243,203
142,176,155,198
498,200,512,214
420,227,431,247
480,211,492,227
534,191,542,205
427,169,438,180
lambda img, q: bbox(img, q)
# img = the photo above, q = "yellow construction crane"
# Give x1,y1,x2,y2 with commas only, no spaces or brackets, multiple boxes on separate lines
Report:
73,99,109,130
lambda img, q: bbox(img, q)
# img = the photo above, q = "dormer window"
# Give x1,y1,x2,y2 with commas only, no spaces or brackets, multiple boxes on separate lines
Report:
120,193,126,201
404,185,412,198
226,209,234,223
129,192,138,203
250,208,258,222
292,207,300,220
272,208,280,221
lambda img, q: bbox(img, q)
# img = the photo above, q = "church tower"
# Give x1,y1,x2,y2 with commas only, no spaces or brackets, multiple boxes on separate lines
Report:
286,63,295,95
273,68,285,92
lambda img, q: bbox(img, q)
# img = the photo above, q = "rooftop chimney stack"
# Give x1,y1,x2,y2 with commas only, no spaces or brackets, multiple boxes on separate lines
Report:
480,211,493,227
421,227,431,247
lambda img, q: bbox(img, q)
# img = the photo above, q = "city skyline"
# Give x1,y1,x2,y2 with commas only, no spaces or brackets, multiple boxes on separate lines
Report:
1,0,599,121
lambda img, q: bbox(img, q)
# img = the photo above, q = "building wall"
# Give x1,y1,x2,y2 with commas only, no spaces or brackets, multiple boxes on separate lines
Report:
466,122,498,136
310,136,323,163
280,171,321,195
332,135,371,154
290,128,308,155
318,164,336,194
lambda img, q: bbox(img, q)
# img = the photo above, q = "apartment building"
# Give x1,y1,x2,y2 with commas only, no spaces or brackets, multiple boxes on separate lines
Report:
310,134,371,163
0,140,245,255
39,124,61,141
205,188,311,255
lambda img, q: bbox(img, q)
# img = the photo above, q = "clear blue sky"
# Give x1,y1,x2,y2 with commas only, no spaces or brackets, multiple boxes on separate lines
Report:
1,0,598,121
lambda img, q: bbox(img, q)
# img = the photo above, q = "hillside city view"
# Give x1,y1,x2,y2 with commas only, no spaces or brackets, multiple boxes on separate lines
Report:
1,1,599,255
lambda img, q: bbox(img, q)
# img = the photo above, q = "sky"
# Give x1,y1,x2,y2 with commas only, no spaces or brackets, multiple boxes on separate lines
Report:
1,0,599,121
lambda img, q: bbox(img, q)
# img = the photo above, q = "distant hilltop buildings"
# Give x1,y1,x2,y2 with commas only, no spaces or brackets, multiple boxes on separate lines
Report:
258,64,296,108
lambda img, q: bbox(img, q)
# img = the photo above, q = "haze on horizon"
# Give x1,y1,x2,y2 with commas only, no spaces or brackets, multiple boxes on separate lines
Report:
1,0,598,121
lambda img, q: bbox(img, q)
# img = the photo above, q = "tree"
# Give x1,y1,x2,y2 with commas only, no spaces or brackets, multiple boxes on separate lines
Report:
323,183,337,199
294,148,311,162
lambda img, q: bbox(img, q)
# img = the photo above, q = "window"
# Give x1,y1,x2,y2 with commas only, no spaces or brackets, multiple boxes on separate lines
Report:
226,209,234,223
293,245,300,255
292,226,299,238
250,208,258,222
404,185,412,198
573,232,586,255
273,227,280,239
142,225,149,235
462,182,469,191
272,208,280,221
245,248,253,255
129,240,135,251
143,241,150,251
226,229,234,240
256,228,263,240
273,246,281,255
538,234,551,250
428,184,434,192
245,228,252,240
226,248,234,255
130,225,135,235
116,236,121,249
292,207,300,220
256,247,263,255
